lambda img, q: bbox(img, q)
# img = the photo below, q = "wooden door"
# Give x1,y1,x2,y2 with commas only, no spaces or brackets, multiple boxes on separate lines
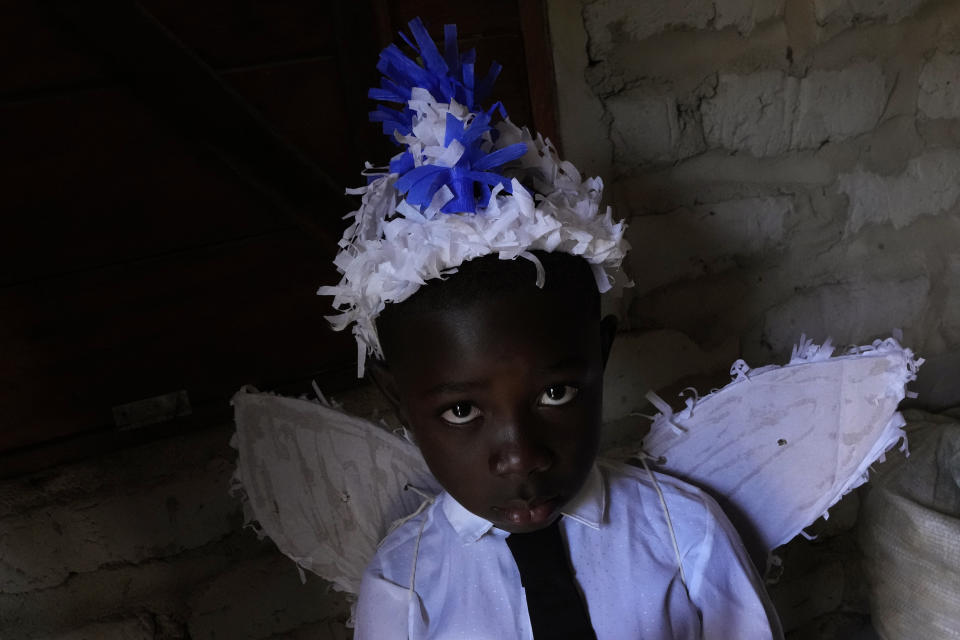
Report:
1,0,556,476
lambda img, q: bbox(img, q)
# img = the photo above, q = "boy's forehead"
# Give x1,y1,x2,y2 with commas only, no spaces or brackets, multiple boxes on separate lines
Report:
383,289,599,375
398,287,594,335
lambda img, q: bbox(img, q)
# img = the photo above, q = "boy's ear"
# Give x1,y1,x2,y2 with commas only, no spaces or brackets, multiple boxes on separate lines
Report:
599,314,618,370
367,357,404,417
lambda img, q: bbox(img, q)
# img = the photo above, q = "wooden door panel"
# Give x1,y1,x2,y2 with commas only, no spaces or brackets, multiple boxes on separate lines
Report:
1,2,112,96
2,88,285,287
139,0,337,68
1,229,353,452
385,0,522,38
223,59,358,188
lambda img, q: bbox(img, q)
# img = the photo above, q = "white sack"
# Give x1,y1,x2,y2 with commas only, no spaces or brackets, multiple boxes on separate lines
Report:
860,411,960,640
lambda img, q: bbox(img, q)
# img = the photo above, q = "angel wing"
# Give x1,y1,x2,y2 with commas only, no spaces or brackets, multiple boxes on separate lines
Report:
230,334,921,597
230,386,440,596
639,335,923,554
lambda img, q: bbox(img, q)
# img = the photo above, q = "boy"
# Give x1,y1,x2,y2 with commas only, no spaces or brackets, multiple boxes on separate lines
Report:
354,252,781,639
320,18,782,639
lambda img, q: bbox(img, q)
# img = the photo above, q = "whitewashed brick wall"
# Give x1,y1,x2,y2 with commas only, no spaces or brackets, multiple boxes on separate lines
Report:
552,0,960,390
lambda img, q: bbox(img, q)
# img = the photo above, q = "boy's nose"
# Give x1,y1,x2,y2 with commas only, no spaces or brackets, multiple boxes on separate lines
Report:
489,422,552,477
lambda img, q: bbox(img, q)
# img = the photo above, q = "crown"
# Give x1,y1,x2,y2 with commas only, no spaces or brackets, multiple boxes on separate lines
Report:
318,17,629,376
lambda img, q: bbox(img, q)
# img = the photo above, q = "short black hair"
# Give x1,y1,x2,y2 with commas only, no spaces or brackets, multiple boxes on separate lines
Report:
376,251,600,360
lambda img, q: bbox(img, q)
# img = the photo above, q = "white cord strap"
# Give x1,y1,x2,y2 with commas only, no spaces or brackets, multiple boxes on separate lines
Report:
638,454,689,591
400,484,436,601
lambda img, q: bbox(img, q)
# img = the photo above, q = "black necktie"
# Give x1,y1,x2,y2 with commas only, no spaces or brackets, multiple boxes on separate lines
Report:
505,517,597,639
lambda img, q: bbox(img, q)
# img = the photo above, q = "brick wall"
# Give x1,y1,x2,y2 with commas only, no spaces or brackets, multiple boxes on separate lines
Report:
0,419,353,639
549,0,960,382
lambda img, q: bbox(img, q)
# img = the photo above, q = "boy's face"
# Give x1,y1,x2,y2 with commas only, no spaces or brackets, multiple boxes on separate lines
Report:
373,288,616,534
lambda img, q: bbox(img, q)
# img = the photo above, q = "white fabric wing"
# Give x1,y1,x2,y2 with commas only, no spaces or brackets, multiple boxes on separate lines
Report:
641,336,923,552
230,386,441,596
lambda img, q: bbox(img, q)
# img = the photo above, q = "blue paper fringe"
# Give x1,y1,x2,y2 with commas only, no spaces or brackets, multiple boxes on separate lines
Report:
368,17,528,214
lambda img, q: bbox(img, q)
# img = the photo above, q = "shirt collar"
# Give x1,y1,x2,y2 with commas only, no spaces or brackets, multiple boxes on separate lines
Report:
441,492,497,543
561,464,605,530
441,465,606,544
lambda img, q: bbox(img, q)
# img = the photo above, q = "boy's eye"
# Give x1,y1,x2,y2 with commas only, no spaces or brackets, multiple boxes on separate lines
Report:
539,384,579,406
440,402,481,425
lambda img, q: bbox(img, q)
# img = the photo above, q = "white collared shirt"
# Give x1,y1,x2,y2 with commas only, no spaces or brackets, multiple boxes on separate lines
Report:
355,460,783,639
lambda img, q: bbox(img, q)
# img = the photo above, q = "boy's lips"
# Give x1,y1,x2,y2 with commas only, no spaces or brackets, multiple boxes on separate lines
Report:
492,495,562,526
